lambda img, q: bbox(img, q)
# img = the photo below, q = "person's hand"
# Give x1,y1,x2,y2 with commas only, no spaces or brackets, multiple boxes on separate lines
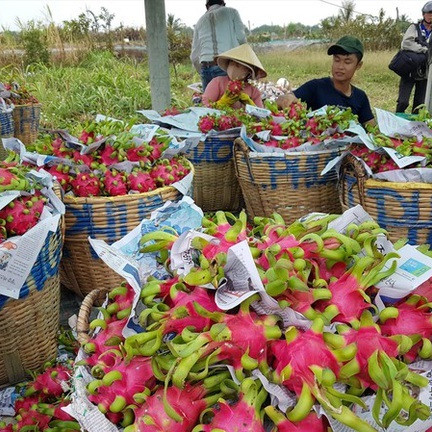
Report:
238,92,255,106
215,91,239,109
276,92,298,109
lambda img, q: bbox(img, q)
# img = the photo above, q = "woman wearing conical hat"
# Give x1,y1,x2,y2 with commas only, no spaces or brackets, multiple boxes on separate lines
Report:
202,44,267,109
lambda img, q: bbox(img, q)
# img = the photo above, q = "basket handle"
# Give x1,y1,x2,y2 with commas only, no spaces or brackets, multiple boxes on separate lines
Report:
338,153,368,208
76,288,110,345
233,138,256,183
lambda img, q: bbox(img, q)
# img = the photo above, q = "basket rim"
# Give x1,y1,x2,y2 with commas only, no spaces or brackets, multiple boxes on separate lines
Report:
63,161,194,204
12,103,42,108
363,178,432,190
234,137,345,157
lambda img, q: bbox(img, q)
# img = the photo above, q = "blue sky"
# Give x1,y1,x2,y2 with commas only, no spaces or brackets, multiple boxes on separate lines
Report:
0,0,421,30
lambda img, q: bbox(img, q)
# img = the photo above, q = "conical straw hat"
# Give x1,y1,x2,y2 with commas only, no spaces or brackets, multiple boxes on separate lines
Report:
217,44,267,79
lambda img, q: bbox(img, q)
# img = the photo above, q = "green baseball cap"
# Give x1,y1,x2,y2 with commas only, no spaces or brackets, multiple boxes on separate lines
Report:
327,36,364,58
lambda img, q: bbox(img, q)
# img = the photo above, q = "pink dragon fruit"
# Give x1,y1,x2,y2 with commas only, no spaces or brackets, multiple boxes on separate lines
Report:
0,195,46,236
313,251,397,324
84,318,129,368
51,137,71,158
270,318,341,396
151,162,175,187
280,137,302,150
88,356,156,415
198,115,216,133
0,167,23,191
148,137,169,161
103,169,128,196
124,384,208,432
379,295,432,361
128,170,156,193
25,364,71,398
169,158,190,182
71,172,102,197
73,150,95,166
287,101,307,120
105,282,136,320
269,121,283,136
79,130,95,144
126,146,151,163
265,406,328,432
100,144,120,166
377,156,399,173
45,165,73,191
305,117,319,135
227,79,244,95
192,378,266,432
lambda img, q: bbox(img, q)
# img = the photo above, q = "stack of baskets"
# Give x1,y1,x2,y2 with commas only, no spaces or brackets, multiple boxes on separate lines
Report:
0,219,63,386
61,163,193,297
187,134,242,212
12,103,42,145
339,153,432,244
233,138,344,223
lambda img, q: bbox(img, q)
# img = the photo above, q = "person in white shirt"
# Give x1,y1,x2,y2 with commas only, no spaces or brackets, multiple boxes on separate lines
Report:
190,0,247,90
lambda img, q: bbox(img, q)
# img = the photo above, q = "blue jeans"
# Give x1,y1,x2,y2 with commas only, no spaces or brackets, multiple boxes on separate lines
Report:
201,65,227,91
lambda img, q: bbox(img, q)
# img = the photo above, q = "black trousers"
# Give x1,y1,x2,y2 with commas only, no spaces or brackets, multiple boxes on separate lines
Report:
396,76,428,113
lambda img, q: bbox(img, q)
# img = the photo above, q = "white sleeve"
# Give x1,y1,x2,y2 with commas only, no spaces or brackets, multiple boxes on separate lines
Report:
232,9,247,44
190,25,202,72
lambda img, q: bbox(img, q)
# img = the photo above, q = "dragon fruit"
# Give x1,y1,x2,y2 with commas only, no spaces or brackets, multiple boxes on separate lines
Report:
265,406,328,432
0,167,27,191
124,384,208,432
151,162,175,187
25,364,71,398
79,129,95,144
287,101,307,120
192,378,266,432
227,80,244,95
100,144,120,166
103,169,128,196
126,146,151,163
84,318,128,367
73,150,95,166
169,158,190,182
148,137,169,161
45,165,73,191
71,172,102,197
0,195,46,236
198,115,216,133
88,356,156,415
51,137,71,158
128,170,156,193
314,253,398,324
379,295,432,360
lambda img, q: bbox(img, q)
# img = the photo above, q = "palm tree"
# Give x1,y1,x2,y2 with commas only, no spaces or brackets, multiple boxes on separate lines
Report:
167,14,184,34
338,0,356,24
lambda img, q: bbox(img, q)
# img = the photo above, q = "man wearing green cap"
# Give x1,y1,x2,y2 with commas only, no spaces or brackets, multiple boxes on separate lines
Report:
277,35,374,125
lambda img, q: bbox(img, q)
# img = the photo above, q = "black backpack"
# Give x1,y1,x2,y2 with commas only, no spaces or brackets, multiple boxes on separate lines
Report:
389,24,428,78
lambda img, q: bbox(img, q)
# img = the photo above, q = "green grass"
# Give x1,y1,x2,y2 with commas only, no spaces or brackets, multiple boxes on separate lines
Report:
2,47,402,129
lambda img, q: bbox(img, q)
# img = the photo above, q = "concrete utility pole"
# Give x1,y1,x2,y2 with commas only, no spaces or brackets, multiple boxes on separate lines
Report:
426,68,432,112
144,0,171,111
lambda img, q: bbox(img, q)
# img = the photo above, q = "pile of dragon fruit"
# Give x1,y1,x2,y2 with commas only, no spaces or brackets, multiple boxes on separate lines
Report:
349,133,432,174
197,102,357,150
0,361,79,432
5,211,430,431
0,163,49,241
10,119,192,197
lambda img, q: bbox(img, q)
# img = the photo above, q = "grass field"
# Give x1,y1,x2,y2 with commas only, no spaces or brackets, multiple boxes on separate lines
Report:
1,46,402,129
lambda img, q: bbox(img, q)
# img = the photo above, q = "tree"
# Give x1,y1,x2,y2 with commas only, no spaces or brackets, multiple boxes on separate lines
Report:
338,0,356,23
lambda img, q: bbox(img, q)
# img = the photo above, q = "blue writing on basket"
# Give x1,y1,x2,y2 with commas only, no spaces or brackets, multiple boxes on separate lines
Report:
190,139,233,164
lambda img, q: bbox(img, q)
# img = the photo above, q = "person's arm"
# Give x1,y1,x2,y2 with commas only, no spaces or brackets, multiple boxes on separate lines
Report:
402,24,428,53
276,80,315,109
190,25,201,73
232,9,247,44
202,77,223,107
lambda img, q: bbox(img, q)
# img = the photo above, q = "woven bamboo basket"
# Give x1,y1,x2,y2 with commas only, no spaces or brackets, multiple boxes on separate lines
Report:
76,288,110,346
0,108,14,161
339,153,432,245
187,134,242,212
0,223,63,386
12,103,42,145
61,164,193,297
233,138,343,223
